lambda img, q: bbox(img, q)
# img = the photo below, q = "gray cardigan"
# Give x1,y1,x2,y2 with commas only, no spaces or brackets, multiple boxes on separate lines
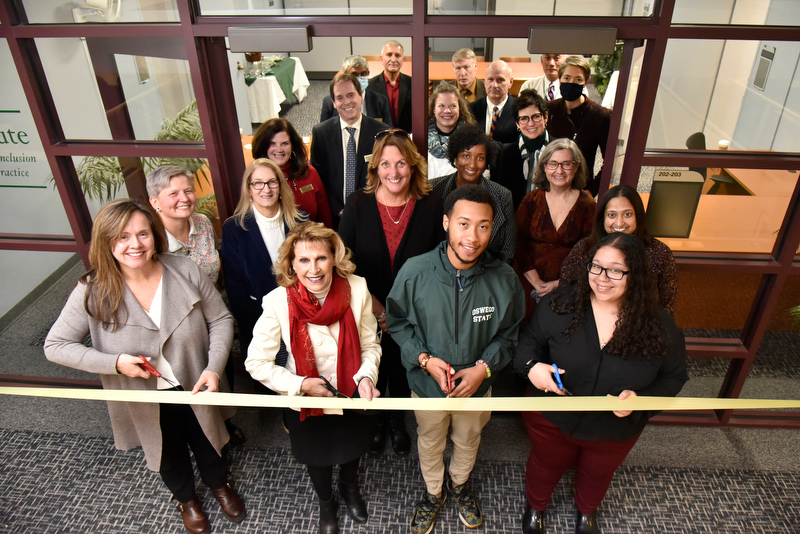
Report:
44,254,234,471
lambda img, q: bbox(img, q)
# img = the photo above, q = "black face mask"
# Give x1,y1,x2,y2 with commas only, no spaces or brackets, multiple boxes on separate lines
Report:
560,82,584,102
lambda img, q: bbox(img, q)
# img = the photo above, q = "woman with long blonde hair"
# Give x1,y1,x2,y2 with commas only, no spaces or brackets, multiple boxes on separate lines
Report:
221,158,307,363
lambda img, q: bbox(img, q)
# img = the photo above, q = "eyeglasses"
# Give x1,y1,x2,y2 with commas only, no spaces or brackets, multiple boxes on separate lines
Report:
544,160,577,171
587,263,629,280
375,128,411,143
517,113,545,125
250,179,281,190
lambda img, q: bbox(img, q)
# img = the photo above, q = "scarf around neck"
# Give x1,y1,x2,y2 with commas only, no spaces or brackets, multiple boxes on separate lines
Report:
286,274,361,420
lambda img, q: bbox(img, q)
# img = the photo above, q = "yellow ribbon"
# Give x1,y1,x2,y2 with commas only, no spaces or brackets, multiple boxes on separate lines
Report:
1,387,799,412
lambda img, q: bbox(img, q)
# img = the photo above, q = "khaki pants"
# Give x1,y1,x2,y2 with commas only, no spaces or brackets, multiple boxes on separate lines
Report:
411,389,492,497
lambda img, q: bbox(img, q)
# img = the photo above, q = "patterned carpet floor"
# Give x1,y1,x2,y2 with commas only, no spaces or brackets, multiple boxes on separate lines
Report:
1,428,798,534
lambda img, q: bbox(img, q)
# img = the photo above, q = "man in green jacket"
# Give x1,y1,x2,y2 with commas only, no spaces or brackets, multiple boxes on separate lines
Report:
386,184,525,534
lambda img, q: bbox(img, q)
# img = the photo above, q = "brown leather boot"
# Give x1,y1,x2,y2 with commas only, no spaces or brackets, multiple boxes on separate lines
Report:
176,498,208,534
212,483,246,523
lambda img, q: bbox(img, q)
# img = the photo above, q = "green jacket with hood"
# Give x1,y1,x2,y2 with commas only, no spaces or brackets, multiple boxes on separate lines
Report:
386,241,525,399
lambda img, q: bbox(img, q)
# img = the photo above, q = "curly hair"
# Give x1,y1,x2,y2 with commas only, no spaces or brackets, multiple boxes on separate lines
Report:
251,118,310,179
273,221,355,288
587,184,653,249
446,123,498,169
550,233,668,360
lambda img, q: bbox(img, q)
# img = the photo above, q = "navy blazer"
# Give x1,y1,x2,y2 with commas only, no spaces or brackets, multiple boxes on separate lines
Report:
319,89,393,126
309,115,390,228
469,95,518,145
220,213,295,347
367,72,412,132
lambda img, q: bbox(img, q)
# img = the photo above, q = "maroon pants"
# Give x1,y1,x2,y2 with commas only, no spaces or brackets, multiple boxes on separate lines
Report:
522,411,640,514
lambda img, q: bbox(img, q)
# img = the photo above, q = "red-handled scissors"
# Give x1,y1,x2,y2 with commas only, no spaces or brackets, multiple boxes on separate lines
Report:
137,355,180,388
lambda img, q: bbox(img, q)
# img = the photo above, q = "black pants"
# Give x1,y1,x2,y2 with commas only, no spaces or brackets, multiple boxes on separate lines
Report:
159,402,228,502
306,459,360,501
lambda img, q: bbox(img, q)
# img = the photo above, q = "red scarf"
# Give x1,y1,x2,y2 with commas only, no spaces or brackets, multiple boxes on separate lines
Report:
287,275,361,420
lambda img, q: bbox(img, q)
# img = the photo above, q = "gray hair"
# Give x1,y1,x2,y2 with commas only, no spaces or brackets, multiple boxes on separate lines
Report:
145,165,194,198
532,138,588,191
342,55,368,72
383,40,404,54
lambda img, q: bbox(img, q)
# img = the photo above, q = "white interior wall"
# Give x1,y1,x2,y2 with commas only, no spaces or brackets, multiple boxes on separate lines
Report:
647,40,724,149
115,55,165,141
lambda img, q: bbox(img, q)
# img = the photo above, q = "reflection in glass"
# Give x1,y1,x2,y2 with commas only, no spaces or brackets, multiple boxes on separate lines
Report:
198,0,411,15
429,0,653,16
672,0,799,27
676,271,760,334
647,38,800,152
638,166,796,254
35,38,195,142
21,0,179,23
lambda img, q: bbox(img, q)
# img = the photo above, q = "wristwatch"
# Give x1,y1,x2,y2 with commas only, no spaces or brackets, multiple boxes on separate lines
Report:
419,352,432,374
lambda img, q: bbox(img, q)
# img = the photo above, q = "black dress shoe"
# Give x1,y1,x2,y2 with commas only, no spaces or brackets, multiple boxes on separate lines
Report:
575,511,600,534
387,412,411,456
338,479,368,523
523,504,545,534
368,418,385,458
225,420,246,446
318,495,339,534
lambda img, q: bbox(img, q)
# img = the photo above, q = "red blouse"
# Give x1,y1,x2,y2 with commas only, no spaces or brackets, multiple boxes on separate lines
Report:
282,163,334,228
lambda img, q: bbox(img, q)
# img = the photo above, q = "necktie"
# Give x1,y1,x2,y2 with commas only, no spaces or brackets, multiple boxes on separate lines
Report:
344,126,357,200
547,82,555,101
489,106,499,137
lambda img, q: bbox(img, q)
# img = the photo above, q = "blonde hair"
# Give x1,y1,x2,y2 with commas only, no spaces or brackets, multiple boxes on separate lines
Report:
230,158,307,230
273,221,355,288
81,199,167,330
365,132,431,199
559,55,592,82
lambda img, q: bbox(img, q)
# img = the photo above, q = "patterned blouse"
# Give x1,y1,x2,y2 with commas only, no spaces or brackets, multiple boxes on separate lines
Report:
165,213,220,284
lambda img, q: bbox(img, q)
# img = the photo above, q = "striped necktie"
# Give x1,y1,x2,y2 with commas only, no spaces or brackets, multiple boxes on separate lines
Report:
345,126,357,199
489,106,499,137
547,82,555,101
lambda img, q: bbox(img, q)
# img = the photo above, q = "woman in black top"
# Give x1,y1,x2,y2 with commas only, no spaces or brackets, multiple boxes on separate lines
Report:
514,233,687,534
339,129,445,457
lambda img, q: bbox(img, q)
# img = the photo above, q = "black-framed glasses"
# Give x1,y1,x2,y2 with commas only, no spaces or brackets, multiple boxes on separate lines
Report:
374,128,410,143
517,113,545,125
587,263,629,280
544,160,577,171
250,179,281,190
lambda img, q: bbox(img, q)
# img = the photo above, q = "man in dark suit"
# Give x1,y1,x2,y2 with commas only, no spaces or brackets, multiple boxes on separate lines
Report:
367,40,412,132
468,60,518,146
320,55,393,126
311,73,390,229
451,48,486,104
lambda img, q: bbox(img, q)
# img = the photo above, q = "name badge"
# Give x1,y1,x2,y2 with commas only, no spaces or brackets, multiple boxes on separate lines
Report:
364,154,372,163
300,184,314,194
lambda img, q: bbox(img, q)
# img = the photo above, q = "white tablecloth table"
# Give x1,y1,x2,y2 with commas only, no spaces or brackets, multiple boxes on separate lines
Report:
245,57,310,123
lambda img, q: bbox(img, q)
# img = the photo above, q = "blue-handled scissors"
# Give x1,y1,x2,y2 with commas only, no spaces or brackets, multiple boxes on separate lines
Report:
552,364,572,396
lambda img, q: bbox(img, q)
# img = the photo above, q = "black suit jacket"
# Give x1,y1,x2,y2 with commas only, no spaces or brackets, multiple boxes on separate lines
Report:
309,115,390,228
319,89,393,126
469,95,518,145
367,72,412,132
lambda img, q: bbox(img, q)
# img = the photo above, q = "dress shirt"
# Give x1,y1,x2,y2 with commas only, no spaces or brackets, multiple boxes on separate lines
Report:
339,115,363,205
484,95,509,136
460,79,479,103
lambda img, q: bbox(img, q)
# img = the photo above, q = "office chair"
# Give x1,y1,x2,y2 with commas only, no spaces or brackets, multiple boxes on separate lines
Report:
685,132,738,194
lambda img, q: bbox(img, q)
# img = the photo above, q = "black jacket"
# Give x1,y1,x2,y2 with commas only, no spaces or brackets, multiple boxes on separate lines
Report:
469,95,518,145
319,89,393,126
514,290,688,441
367,72,412,132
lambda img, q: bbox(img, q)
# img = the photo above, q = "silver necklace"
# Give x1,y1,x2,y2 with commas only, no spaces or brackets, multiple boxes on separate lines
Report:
380,188,409,225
